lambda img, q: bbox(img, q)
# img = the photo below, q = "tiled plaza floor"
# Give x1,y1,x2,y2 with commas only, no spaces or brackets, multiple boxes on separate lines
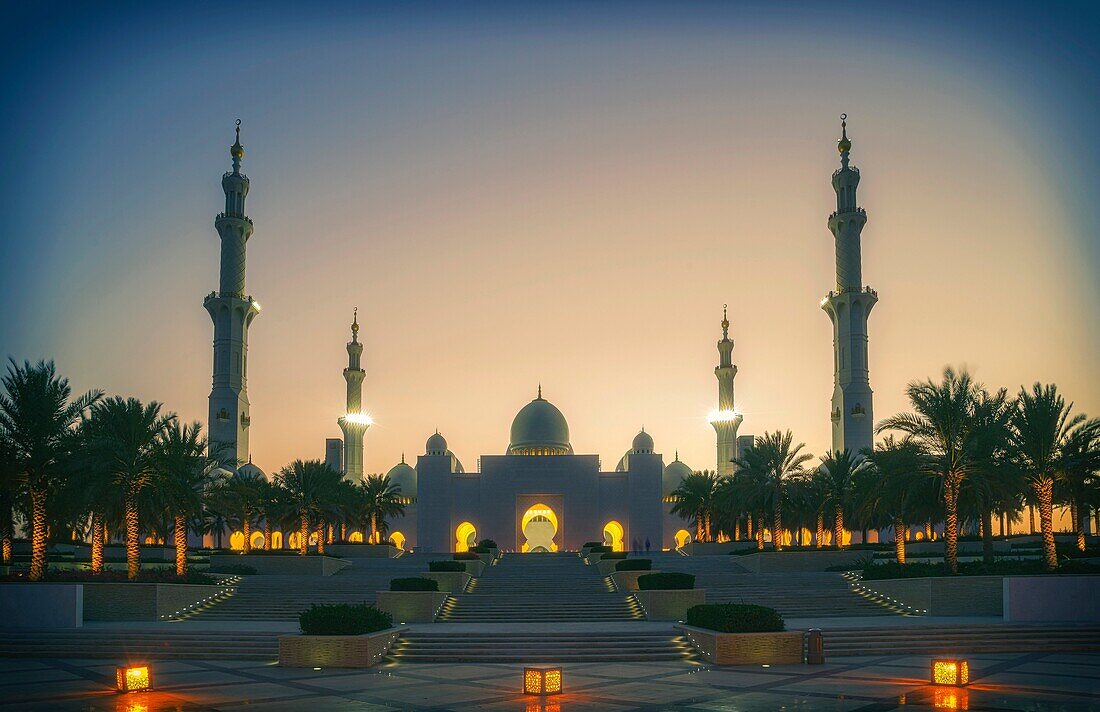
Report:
1,653,1097,711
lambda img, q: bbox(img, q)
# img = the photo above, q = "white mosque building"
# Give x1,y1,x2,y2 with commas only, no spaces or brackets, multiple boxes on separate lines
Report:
204,117,880,552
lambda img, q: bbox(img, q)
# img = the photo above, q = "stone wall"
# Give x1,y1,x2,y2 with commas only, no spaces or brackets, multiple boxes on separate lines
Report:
633,589,705,621
83,583,225,621
208,554,351,576
326,544,398,559
1004,576,1100,622
611,570,660,592
736,551,866,573
0,584,83,628
679,626,803,665
418,572,471,593
683,542,758,556
374,591,450,623
279,628,402,668
857,576,1003,616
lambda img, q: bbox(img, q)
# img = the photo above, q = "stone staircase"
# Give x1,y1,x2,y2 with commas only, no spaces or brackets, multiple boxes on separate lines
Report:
821,623,1100,657
389,630,695,663
191,555,431,620
0,629,279,661
438,552,643,622
644,553,900,617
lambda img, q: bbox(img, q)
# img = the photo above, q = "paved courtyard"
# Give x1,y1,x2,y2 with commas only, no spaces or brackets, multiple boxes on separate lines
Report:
2,652,1097,711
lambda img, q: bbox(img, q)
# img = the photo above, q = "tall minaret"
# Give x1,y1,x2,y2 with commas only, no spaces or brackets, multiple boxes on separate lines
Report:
821,114,877,455
709,305,743,477
204,120,260,467
337,308,371,481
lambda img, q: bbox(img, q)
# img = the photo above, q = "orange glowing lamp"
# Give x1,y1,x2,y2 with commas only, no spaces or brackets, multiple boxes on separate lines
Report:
116,664,152,693
523,666,562,695
931,658,969,687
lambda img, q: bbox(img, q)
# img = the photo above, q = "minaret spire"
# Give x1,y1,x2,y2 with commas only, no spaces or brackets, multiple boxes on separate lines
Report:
338,307,370,481
709,304,743,476
204,120,259,468
822,113,877,455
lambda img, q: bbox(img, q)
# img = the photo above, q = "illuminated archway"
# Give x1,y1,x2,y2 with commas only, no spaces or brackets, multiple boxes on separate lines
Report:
229,531,245,550
455,522,477,553
288,531,301,550
674,529,692,548
249,531,265,550
602,520,625,552
348,531,364,543
389,531,406,550
270,531,283,549
522,504,559,552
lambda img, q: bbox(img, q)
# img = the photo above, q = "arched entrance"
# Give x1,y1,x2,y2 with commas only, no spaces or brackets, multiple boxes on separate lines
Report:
455,522,477,552
389,531,406,550
348,531,364,543
521,504,559,552
602,520,625,552
674,529,692,548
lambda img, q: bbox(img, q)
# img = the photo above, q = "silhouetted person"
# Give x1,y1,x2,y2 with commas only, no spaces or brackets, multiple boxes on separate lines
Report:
645,538,651,552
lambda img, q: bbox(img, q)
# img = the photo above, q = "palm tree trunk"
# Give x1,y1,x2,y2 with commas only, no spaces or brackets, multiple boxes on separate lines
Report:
746,513,753,541
263,518,272,551
371,512,379,544
125,488,140,580
1035,477,1057,571
28,486,48,581
834,504,845,550
1075,499,1086,552
772,504,783,552
91,514,104,573
943,476,961,574
0,498,11,565
816,511,825,548
703,511,712,543
174,515,188,576
925,521,933,541
316,523,325,555
981,499,995,565
299,512,309,556
755,518,765,550
733,516,740,541
891,517,906,564
242,516,252,554
1029,507,1035,535
340,522,347,543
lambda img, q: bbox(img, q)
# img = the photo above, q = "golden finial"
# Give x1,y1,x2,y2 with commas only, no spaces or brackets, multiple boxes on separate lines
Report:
351,307,359,338
537,383,542,400
838,113,852,154
721,304,729,340
230,119,245,164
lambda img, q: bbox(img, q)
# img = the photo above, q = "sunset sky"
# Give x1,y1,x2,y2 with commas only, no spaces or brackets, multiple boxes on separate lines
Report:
2,1,1098,477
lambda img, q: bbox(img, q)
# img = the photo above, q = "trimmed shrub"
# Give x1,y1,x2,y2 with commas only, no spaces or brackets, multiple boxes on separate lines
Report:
453,552,480,561
468,545,491,554
428,560,465,572
637,572,695,590
599,552,627,560
686,604,785,633
299,603,392,635
588,545,612,553
860,559,1100,580
615,559,652,571
477,539,498,549
582,541,603,548
390,577,439,592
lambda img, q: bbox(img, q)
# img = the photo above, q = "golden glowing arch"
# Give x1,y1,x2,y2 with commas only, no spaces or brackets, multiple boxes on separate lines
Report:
389,531,406,550
348,531,364,543
602,520,625,552
455,522,477,553
249,531,266,550
522,504,559,553
229,531,245,550
674,529,692,548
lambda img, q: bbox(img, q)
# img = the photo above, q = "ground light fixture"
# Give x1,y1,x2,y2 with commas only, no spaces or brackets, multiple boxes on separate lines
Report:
523,666,563,695
931,658,969,687
116,664,152,693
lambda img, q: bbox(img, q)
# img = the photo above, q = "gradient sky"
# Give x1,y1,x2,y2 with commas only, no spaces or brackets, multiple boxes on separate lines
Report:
2,1,1098,477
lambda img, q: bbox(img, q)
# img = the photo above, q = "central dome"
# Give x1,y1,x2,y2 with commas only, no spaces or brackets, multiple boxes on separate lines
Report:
508,390,572,456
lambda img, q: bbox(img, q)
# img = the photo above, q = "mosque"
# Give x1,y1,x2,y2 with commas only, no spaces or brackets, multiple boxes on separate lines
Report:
203,116,876,552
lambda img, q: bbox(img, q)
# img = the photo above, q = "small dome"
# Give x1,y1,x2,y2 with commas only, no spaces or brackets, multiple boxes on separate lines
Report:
663,456,693,496
236,461,266,481
615,451,630,472
210,465,235,480
426,432,448,455
385,458,417,498
632,429,654,454
508,390,572,456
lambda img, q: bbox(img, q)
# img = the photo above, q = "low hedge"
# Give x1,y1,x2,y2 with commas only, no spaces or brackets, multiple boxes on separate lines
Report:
428,560,466,572
582,541,603,548
686,603,785,633
588,545,612,553
390,577,439,591
477,539,498,549
860,559,1100,580
637,572,695,590
599,552,627,560
299,603,392,635
468,546,492,554
453,552,480,561
615,559,652,571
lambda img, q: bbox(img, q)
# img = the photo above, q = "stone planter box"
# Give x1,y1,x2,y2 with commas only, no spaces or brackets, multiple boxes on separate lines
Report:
326,544,399,559
418,572,471,593
683,541,758,556
735,550,866,573
906,540,1011,556
679,625,804,665
208,554,351,576
374,591,450,623
596,558,630,577
279,627,402,668
611,569,660,592
82,583,226,621
75,545,176,562
1003,575,1100,622
854,575,1003,616
473,552,496,567
454,559,485,577
633,588,705,621
0,583,83,628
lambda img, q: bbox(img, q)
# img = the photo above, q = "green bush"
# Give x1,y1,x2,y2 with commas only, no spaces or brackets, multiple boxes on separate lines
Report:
477,539,498,549
428,560,465,572
298,603,392,635
637,572,695,590
615,559,652,571
468,545,491,554
582,541,603,548
599,552,627,560
686,604,785,633
859,559,1100,580
588,545,612,553
389,577,439,591
453,552,480,561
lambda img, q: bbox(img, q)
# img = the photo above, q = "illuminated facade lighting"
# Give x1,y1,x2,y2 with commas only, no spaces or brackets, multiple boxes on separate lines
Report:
342,412,373,426
931,659,969,687
523,666,563,695
707,409,743,424
116,664,152,693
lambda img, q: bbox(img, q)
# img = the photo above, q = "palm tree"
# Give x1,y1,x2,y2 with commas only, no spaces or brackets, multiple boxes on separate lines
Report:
82,397,172,579
733,431,812,551
671,471,721,542
877,367,987,574
275,459,341,556
0,359,102,580
212,472,265,553
155,420,214,575
0,437,19,566
817,449,870,549
1010,383,1085,571
860,437,927,563
361,474,405,544
1058,418,1100,552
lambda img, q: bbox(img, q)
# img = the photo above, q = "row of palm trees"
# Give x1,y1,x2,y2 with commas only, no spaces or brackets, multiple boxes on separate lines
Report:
672,368,1099,573
0,359,407,581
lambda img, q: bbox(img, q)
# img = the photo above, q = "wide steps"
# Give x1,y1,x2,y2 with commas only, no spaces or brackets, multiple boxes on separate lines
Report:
0,631,279,661
821,625,1100,656
390,631,694,663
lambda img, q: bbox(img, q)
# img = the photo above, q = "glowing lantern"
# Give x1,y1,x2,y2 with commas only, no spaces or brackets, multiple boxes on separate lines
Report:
523,666,562,695
933,686,969,710
931,658,969,687
116,664,152,692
